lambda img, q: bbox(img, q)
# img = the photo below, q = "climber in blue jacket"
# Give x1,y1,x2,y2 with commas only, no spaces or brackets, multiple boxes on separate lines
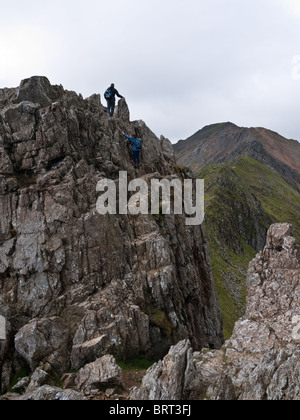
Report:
122,132,143,169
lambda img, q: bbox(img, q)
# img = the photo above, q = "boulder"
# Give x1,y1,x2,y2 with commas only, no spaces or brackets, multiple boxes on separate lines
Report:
26,368,49,393
76,355,124,396
14,317,69,372
131,340,193,400
15,76,63,107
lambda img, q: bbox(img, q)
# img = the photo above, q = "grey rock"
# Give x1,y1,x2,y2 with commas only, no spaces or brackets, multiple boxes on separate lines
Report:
0,392,22,401
160,135,175,163
0,315,5,340
15,76,64,108
204,224,300,400
0,76,223,391
117,98,130,121
12,376,30,393
5,384,86,401
132,224,300,400
26,368,49,393
54,389,87,401
18,385,86,401
76,355,123,396
131,340,194,400
14,317,69,372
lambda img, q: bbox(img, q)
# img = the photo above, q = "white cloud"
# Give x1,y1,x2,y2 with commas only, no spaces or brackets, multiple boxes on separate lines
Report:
0,25,55,86
0,0,300,142
292,55,300,80
279,0,300,17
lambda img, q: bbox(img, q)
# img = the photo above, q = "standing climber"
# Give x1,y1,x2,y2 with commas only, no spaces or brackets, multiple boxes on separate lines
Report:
122,131,143,169
104,84,124,117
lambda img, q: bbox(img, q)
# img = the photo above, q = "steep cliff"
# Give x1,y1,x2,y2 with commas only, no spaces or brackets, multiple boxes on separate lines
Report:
174,124,300,338
132,224,300,400
0,76,223,394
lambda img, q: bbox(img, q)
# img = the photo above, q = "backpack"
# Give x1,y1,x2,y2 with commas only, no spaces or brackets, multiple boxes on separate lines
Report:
104,88,113,100
135,137,143,150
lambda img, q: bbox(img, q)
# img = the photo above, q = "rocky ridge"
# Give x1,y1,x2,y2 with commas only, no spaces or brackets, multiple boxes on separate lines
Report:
174,122,300,191
0,76,223,398
132,223,300,400
174,123,300,339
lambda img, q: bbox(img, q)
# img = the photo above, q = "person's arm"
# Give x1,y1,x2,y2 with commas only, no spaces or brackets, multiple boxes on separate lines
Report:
123,133,135,144
114,89,124,99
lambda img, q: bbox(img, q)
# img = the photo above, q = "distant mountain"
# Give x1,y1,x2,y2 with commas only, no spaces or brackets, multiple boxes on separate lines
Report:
174,123,300,337
174,122,300,191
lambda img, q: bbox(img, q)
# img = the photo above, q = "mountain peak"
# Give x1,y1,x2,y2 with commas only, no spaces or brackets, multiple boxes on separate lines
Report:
174,122,300,190
0,75,64,109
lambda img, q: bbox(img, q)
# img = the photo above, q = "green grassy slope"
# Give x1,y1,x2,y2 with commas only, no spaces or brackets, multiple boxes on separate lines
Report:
234,156,300,242
198,156,300,338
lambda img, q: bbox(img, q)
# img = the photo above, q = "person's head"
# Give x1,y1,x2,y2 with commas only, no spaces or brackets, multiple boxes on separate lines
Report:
134,127,141,138
111,83,115,88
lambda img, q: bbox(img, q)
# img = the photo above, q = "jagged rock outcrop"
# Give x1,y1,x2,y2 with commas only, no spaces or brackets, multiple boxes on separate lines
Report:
76,355,123,396
131,224,300,400
131,339,194,400
0,76,223,394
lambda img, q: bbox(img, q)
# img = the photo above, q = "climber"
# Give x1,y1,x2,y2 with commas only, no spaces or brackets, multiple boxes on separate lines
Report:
122,131,143,169
104,84,124,117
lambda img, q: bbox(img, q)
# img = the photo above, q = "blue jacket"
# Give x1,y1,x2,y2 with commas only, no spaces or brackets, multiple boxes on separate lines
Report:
123,134,140,152
106,86,124,103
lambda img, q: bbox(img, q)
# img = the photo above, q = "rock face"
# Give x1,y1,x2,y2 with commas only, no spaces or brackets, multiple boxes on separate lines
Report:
0,76,223,393
76,355,123,396
132,224,300,400
0,316,5,340
131,339,193,400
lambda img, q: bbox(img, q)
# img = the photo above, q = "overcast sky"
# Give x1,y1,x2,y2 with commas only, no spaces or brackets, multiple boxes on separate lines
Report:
1,0,300,142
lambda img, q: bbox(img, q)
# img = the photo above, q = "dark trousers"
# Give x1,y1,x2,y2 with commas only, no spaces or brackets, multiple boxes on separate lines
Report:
106,99,115,117
133,151,140,166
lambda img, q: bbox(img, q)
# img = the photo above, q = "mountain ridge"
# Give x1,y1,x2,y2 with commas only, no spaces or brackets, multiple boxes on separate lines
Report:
174,122,300,191
0,76,224,397
174,122,300,338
